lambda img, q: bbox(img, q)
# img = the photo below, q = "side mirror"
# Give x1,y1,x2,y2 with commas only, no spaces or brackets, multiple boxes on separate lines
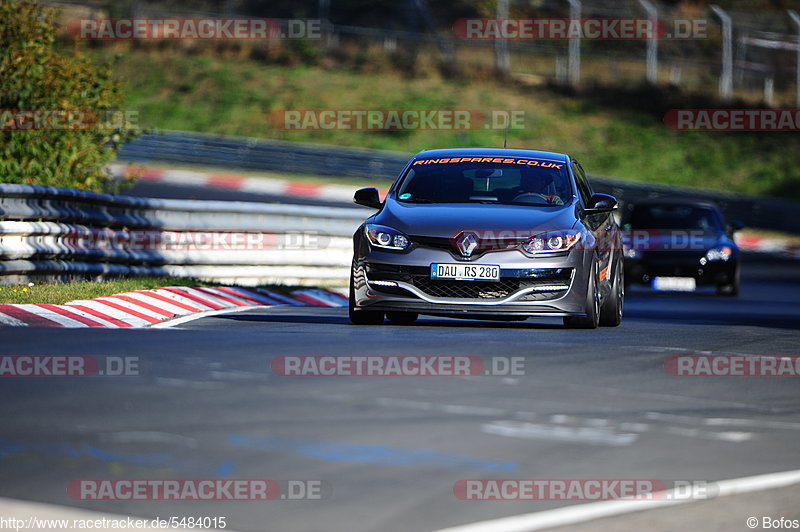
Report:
584,193,618,214
729,220,744,232
354,187,382,209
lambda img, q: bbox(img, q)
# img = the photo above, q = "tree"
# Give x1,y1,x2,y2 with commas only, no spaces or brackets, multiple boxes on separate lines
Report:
0,0,137,191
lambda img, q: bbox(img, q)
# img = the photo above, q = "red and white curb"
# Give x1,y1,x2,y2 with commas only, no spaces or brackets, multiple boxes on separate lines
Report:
0,287,348,328
735,234,800,260
110,164,387,204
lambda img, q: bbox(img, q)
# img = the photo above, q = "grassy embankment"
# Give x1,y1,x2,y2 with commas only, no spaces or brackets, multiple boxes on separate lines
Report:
92,49,799,199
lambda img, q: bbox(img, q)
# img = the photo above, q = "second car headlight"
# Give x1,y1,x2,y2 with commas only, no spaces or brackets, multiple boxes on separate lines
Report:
521,230,582,255
365,224,411,251
705,246,733,261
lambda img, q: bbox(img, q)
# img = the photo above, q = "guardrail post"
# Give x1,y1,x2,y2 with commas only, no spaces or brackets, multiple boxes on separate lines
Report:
711,5,733,101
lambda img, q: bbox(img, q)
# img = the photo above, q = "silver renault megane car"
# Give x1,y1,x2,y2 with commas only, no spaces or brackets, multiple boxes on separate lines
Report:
348,148,624,328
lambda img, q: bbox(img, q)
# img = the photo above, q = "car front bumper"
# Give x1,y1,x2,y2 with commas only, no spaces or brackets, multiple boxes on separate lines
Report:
624,253,738,287
352,244,593,318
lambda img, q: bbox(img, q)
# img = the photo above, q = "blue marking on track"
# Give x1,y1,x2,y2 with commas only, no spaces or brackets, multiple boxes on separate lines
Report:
0,437,237,476
216,461,237,476
81,445,172,467
228,434,518,472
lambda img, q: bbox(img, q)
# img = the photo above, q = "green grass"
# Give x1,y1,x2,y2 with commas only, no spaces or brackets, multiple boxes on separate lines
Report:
0,278,209,305
94,49,799,199
0,277,301,305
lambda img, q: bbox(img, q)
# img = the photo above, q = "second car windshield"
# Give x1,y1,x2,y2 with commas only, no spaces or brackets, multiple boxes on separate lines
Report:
395,158,572,206
629,205,723,231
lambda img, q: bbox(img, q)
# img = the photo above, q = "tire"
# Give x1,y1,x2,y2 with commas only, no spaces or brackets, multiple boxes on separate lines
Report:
563,259,600,329
599,258,624,327
386,311,419,324
716,264,740,297
348,271,384,325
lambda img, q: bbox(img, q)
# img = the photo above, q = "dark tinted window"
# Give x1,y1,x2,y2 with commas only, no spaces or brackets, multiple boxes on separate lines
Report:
571,161,592,205
396,157,572,206
629,204,724,231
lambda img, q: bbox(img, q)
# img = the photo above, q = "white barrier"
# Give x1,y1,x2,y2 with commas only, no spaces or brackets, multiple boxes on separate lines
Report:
0,184,370,286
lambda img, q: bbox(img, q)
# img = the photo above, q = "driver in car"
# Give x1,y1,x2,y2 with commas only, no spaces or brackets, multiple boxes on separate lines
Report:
513,171,565,205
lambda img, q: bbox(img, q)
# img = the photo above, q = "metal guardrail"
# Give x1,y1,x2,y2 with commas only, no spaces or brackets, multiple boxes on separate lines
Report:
0,183,366,286
118,131,800,234
118,130,409,179
3,142,798,286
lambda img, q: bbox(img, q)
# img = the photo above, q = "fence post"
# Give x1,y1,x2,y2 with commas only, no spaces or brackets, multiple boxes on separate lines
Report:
710,5,733,100
318,0,334,49
412,0,456,63
789,10,800,107
764,78,774,106
567,0,581,87
495,0,510,75
638,0,658,84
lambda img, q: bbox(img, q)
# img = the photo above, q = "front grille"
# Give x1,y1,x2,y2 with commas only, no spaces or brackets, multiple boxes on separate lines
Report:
640,251,705,265
366,263,571,300
408,236,453,252
413,278,521,299
411,234,532,259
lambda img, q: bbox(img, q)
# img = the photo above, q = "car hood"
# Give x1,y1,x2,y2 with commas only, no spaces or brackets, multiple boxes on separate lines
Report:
372,200,578,237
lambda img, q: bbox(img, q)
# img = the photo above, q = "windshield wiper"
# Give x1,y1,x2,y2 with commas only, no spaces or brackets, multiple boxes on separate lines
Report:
399,198,436,203
501,201,554,206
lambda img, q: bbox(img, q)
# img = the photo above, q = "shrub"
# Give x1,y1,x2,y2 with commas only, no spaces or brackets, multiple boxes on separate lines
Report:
0,0,138,191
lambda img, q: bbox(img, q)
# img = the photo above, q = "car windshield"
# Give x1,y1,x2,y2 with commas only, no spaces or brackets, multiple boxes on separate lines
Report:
395,157,572,206
629,204,723,231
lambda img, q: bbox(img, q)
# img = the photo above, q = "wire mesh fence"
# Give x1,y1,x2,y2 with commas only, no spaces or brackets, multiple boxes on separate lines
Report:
44,0,800,105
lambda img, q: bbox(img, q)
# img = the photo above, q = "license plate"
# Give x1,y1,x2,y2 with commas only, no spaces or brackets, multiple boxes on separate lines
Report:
431,264,500,281
652,277,696,292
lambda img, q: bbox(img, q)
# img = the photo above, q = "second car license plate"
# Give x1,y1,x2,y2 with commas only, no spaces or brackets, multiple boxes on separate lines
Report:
652,277,696,291
431,264,500,281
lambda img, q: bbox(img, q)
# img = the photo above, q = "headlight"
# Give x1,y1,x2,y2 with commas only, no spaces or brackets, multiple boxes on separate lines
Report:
521,230,582,255
705,246,732,261
624,248,640,259
365,224,411,251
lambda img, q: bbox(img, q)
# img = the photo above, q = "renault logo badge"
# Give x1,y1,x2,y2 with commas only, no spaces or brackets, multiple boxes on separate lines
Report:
456,232,478,257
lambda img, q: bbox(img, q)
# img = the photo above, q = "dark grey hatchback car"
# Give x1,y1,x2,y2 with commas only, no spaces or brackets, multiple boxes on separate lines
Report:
349,148,624,328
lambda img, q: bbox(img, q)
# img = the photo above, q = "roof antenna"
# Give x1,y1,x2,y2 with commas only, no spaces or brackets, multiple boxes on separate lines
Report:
503,122,509,149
